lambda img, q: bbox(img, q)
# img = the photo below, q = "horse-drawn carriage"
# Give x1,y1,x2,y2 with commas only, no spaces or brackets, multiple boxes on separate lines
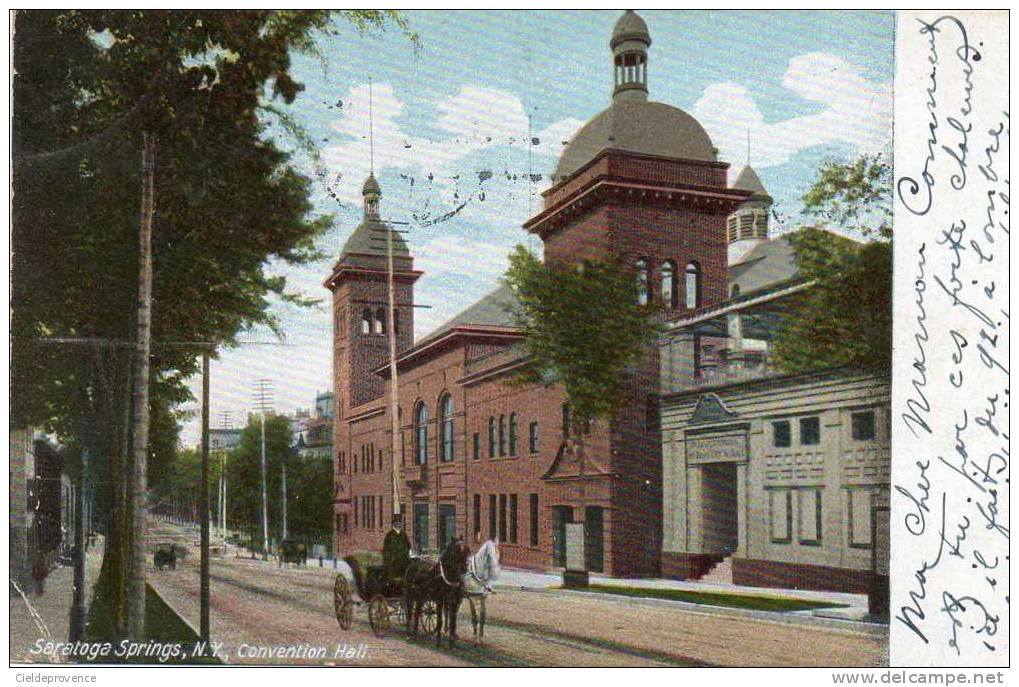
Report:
332,552,438,637
153,543,177,570
332,540,500,645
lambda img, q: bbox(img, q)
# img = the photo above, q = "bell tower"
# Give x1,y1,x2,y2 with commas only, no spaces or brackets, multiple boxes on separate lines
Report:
327,174,420,415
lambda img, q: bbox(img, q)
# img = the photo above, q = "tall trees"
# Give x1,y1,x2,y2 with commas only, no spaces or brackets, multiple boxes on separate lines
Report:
11,10,413,639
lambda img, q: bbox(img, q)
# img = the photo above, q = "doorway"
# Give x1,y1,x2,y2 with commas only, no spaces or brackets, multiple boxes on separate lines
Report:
438,503,456,551
701,463,738,554
552,506,573,567
413,502,429,554
584,506,604,573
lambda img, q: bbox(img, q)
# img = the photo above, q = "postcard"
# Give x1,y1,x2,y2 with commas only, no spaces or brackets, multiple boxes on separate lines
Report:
7,7,1009,679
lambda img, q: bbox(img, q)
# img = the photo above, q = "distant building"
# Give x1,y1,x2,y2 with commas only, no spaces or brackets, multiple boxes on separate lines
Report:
209,428,243,452
293,392,334,461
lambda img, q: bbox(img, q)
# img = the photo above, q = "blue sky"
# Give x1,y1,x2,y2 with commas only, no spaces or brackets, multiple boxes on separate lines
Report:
181,9,894,444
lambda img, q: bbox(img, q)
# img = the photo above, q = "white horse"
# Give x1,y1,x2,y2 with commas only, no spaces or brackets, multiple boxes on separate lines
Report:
461,539,500,645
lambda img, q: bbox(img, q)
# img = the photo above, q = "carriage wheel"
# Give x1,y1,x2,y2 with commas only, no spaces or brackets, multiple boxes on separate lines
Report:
333,575,353,630
419,600,438,635
368,595,390,637
393,600,407,629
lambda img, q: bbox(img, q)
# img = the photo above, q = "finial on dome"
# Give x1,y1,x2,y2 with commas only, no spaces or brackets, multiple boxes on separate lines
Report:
611,11,651,102
363,173,381,219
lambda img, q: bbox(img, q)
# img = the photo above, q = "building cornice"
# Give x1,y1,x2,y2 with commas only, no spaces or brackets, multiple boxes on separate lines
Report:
370,325,523,378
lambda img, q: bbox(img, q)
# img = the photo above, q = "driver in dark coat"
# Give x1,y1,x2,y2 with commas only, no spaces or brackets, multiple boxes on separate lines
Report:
382,513,412,582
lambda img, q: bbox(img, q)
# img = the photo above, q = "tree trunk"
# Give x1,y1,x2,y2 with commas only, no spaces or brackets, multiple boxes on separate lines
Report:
127,133,156,641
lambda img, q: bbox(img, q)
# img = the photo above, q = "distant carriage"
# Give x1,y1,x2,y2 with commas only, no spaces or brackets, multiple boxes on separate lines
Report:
332,552,438,638
279,540,308,567
153,543,176,570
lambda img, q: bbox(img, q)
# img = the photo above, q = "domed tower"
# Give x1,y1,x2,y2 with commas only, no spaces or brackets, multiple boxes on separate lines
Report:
326,174,420,414
523,11,751,578
727,165,773,264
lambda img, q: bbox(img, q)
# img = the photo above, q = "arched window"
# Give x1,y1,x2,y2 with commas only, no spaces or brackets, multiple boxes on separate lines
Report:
488,417,496,457
498,414,507,456
685,262,701,310
361,308,372,334
414,402,428,465
439,393,454,462
375,307,386,335
661,260,676,308
636,258,650,306
509,412,518,456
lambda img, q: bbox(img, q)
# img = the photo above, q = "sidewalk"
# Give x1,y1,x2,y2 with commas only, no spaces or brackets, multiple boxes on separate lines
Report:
492,566,873,621
9,540,105,663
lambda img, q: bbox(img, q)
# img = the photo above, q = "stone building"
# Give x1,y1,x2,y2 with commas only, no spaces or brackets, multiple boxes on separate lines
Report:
657,217,891,591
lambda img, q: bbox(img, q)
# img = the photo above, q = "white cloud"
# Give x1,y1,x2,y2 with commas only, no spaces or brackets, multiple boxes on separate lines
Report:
691,52,891,181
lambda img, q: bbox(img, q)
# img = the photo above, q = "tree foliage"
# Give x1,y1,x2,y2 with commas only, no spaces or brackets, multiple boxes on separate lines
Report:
504,246,661,427
11,10,413,635
800,153,892,239
772,154,893,374
225,414,332,547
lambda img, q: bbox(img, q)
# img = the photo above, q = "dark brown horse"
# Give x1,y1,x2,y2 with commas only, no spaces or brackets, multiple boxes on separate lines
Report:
404,538,469,647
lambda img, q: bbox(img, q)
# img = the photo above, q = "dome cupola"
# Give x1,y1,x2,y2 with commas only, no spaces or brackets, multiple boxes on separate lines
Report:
727,165,773,264
362,173,381,219
551,11,717,182
611,10,651,102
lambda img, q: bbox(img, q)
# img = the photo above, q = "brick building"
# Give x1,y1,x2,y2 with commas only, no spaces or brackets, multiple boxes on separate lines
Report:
329,11,769,577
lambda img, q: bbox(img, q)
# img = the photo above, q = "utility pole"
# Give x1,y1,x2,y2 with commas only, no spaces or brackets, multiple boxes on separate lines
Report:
218,411,233,542
386,208,403,518
253,379,273,560
127,133,156,641
280,453,288,542
199,348,211,644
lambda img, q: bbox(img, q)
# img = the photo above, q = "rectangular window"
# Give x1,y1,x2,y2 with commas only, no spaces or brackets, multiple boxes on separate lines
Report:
354,498,359,527
488,418,496,457
379,495,385,531
798,489,822,545
498,494,508,543
769,489,792,543
848,489,873,548
509,494,518,544
529,422,539,453
472,432,480,460
473,494,481,535
772,420,791,448
800,416,821,446
529,493,539,546
851,411,876,441
488,495,497,541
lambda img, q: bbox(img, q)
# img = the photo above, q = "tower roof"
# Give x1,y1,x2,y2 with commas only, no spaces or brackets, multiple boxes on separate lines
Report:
611,10,651,49
553,10,716,181
339,173,410,257
339,218,410,258
554,100,717,180
732,165,771,199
